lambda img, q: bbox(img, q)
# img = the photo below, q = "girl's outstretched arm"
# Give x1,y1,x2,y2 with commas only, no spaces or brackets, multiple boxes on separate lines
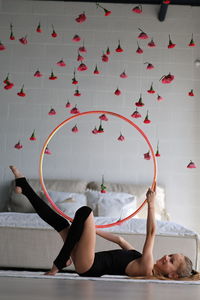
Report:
96,230,134,250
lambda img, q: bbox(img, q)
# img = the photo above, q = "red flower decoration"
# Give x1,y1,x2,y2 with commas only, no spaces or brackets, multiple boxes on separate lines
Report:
94,65,100,74
160,73,174,84
49,71,57,80
34,69,42,77
155,142,160,157
72,34,81,42
4,82,14,90
45,146,52,155
0,41,5,50
99,114,108,121
188,34,195,47
131,108,141,119
114,88,121,96
72,71,78,84
70,105,80,114
9,23,15,40
72,125,78,133
48,108,56,115
168,35,176,48
29,130,36,141
74,87,81,96
135,94,144,107
120,70,128,78
136,42,143,54
56,59,66,67
14,141,23,150
143,111,151,124
138,28,149,39
17,85,26,97
65,101,71,108
97,122,104,133
75,12,87,23
147,83,156,94
77,62,88,71
100,175,106,193
132,5,142,14
144,62,154,70
115,40,123,52
36,22,42,33
77,52,84,61
19,36,28,45
102,53,109,62
118,133,125,141
106,47,110,55
92,126,98,134
157,94,164,101
188,89,194,96
96,3,112,16
79,43,87,53
51,25,57,38
148,38,156,48
144,151,151,160
187,160,196,169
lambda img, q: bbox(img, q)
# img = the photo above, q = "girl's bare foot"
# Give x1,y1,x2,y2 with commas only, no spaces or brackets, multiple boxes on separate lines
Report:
9,166,23,194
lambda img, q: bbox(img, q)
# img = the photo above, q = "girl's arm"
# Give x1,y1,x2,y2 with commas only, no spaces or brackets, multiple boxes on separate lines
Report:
96,230,134,250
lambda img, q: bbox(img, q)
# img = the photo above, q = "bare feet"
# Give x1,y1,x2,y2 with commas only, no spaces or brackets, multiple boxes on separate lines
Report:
9,166,23,194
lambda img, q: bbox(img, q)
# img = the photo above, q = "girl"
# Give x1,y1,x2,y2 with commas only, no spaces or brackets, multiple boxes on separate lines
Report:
9,166,198,279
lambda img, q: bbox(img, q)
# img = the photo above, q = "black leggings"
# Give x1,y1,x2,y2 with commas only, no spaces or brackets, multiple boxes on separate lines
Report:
15,178,92,270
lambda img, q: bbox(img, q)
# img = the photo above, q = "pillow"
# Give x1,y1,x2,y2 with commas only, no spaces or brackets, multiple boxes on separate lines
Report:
85,190,136,217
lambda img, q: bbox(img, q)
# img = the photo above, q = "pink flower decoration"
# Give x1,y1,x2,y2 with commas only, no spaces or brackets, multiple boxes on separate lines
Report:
143,111,151,124
72,125,78,133
51,25,57,38
188,34,195,47
92,126,98,134
34,70,42,77
144,62,154,70
56,59,66,67
114,88,121,96
157,94,164,101
106,47,111,55
36,22,42,33
79,45,87,53
147,83,156,94
10,23,15,40
120,71,128,78
14,141,23,150
75,12,87,23
49,71,57,80
102,53,109,62
29,130,36,141
94,65,100,74
72,34,81,42
118,133,125,141
136,42,143,54
115,40,123,52
72,71,78,84
148,38,156,47
48,108,56,115
17,85,26,97
135,95,144,107
65,101,71,108
132,5,142,14
131,108,141,119
4,82,14,90
0,41,6,50
74,88,81,96
144,151,151,160
187,160,196,169
99,114,108,121
70,105,80,114
188,89,194,96
160,73,174,84
138,28,148,39
19,36,28,45
97,122,104,133
77,62,88,71
77,52,84,61
96,3,112,16
168,35,176,48
45,146,52,155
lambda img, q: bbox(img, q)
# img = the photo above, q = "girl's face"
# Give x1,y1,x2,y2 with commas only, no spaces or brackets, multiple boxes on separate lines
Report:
155,253,184,278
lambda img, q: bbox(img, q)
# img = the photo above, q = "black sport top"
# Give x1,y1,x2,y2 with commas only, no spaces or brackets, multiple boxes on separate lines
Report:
78,249,142,277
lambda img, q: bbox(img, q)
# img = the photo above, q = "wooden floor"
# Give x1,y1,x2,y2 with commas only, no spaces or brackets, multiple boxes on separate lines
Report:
0,277,200,300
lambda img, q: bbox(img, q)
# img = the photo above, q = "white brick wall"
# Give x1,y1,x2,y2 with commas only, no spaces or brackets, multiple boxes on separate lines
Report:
0,0,200,233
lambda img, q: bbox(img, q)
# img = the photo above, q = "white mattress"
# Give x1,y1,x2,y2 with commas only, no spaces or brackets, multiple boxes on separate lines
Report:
0,212,198,238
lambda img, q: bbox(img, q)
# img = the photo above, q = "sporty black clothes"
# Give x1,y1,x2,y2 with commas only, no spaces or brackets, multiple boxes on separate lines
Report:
78,249,142,277
15,177,69,232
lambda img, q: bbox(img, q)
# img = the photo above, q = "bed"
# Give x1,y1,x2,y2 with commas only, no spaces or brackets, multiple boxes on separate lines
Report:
0,179,199,271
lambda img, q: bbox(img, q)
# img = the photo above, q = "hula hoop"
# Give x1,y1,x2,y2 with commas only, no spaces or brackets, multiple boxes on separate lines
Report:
39,110,157,228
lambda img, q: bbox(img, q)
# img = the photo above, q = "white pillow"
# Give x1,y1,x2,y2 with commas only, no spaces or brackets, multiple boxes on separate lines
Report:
85,190,136,217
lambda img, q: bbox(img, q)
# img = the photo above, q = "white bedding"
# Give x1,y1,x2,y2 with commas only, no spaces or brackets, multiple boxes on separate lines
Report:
0,212,198,238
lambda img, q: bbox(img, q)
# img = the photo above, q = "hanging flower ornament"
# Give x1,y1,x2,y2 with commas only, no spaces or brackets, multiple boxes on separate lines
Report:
49,70,57,80
160,73,174,84
36,22,42,33
72,70,78,84
144,62,154,70
148,38,156,47
70,105,80,114
75,12,87,23
77,51,84,61
72,124,79,133
155,141,161,157
94,64,100,74
188,89,194,97
118,133,125,141
120,70,128,78
143,111,151,124
45,146,52,155
74,87,81,96
51,25,57,38
99,114,108,121
72,34,81,42
17,85,26,97
106,47,111,55
187,160,197,169
136,42,143,54
0,41,6,51
102,52,109,62
115,40,124,52
77,61,88,71
79,41,87,53
48,108,56,115
14,141,23,150
188,34,195,47
138,28,149,39
135,94,144,107
34,69,43,78
144,151,151,160
56,59,66,67
147,82,156,94
3,74,14,90
131,108,142,119
100,175,107,193
19,35,28,45
97,121,104,133
132,5,142,14
92,126,98,134
65,100,71,108
168,35,176,48
9,23,15,40
114,87,121,96
157,94,164,101
96,3,112,16
29,130,36,141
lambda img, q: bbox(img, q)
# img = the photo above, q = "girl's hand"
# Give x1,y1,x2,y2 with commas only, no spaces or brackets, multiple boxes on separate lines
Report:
146,188,156,206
